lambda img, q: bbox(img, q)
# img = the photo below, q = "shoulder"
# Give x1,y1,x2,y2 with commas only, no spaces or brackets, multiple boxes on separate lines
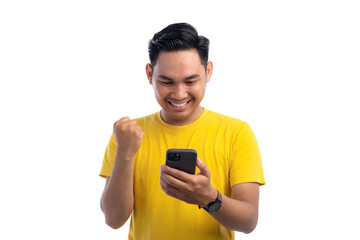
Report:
134,112,160,128
205,109,247,127
204,109,255,137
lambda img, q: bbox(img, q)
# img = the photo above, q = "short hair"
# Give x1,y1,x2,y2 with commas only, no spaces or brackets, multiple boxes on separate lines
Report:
148,23,210,69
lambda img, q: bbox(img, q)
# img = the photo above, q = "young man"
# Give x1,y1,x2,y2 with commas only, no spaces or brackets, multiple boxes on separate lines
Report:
100,23,265,240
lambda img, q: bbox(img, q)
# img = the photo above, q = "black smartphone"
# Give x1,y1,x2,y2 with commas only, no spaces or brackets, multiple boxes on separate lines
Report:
165,149,197,174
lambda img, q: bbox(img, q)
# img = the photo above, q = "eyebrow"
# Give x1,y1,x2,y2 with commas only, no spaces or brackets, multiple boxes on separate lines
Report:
185,74,201,80
158,75,173,81
158,74,201,81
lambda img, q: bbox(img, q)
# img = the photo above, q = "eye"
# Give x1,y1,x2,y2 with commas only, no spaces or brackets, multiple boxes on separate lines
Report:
160,81,172,85
186,80,198,85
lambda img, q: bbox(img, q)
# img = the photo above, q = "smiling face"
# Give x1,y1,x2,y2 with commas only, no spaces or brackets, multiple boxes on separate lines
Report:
146,49,213,126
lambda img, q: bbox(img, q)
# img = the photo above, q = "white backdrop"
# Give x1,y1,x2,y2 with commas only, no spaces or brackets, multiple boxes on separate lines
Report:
1,1,359,239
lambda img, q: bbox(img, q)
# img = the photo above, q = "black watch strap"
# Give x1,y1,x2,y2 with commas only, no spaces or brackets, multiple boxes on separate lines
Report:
199,190,223,213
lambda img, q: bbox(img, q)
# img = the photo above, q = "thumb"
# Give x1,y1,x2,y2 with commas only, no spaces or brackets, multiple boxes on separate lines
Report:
196,158,211,179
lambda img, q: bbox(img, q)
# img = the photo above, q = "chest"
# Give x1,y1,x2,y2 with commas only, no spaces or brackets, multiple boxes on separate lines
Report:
132,127,233,198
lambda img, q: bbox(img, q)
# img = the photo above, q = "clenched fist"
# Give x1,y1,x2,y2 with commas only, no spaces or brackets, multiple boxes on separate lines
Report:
113,117,145,161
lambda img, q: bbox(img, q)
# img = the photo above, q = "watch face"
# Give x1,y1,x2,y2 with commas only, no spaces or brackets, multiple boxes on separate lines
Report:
208,201,222,213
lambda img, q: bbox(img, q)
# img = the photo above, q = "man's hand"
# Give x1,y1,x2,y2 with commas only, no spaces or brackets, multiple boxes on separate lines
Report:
160,158,218,207
113,117,145,161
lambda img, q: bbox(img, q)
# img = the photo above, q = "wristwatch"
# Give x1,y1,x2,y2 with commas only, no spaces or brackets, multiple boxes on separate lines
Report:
199,190,222,213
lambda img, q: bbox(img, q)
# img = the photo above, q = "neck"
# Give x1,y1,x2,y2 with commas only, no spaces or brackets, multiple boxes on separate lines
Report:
160,106,204,126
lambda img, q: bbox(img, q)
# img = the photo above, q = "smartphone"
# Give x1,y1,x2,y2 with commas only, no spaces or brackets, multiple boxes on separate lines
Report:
165,149,197,174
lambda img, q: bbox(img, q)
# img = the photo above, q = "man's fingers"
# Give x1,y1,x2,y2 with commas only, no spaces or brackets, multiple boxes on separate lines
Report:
114,117,130,129
112,116,144,159
160,172,182,191
196,158,211,178
161,165,192,183
118,116,130,123
160,179,180,199
114,117,142,130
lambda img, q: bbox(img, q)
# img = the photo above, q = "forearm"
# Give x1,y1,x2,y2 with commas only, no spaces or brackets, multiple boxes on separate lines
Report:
100,154,134,229
210,194,258,234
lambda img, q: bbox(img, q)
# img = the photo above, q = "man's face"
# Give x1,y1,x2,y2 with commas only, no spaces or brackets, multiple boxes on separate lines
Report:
146,49,213,126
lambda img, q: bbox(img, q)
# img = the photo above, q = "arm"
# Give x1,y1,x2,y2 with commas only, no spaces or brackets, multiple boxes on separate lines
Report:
210,183,259,233
160,158,260,234
100,117,144,229
100,154,134,229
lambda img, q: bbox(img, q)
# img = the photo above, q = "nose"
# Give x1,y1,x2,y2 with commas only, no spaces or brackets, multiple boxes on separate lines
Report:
172,84,188,100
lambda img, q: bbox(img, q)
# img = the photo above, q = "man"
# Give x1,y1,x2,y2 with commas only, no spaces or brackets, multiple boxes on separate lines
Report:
100,23,265,240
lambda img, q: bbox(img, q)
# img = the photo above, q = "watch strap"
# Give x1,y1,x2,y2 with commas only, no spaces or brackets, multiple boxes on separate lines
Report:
198,190,222,213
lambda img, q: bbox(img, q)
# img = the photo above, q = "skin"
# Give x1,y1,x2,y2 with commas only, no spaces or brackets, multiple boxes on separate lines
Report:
146,49,212,126
100,49,260,233
100,117,144,228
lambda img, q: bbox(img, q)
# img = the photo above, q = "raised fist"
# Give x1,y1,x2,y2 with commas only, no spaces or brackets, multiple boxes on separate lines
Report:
113,117,145,160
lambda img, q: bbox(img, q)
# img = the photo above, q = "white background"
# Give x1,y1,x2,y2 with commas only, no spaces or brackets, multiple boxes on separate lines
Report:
1,0,359,239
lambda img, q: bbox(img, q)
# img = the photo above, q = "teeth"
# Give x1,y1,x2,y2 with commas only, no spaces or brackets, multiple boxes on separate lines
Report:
170,101,188,107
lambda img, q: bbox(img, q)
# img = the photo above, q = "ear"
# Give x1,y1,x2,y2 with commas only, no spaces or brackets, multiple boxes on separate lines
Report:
146,63,153,85
205,61,213,83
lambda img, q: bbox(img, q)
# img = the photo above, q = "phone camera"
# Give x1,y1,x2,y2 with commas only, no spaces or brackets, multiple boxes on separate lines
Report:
168,152,181,161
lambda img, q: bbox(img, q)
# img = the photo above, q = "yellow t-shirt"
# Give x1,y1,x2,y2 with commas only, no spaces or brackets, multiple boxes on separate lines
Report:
100,109,265,240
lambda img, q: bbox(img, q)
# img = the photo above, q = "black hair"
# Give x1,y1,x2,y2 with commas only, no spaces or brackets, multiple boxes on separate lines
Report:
148,23,210,69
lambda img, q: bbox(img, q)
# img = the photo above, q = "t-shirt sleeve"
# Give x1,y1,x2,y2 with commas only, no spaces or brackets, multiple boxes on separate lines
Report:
99,134,117,178
229,122,265,187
